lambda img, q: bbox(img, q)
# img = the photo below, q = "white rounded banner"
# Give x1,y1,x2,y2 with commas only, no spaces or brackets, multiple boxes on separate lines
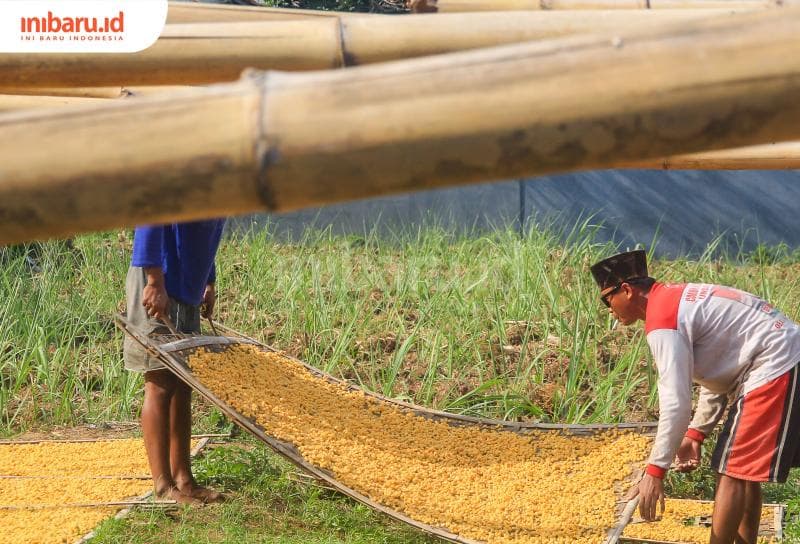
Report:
0,0,167,53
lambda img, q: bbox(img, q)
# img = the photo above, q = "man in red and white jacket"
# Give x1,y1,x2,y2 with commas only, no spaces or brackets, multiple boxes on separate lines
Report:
591,250,800,544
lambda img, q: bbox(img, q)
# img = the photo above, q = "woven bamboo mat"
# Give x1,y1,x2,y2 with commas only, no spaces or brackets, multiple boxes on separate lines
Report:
618,499,784,544
116,314,658,544
0,435,217,544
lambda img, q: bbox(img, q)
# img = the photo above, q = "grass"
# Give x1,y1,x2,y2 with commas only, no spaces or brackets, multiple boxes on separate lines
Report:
0,238,136,431
3,221,800,541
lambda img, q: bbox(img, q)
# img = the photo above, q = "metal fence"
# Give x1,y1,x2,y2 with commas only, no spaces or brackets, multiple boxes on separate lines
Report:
232,169,800,258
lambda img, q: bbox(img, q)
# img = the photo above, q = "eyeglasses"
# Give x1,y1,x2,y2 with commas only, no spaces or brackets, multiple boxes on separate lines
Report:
600,283,623,308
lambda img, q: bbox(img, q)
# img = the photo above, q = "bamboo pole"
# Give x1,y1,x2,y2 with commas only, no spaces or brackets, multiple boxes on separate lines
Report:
167,0,372,23
0,20,344,87
0,87,124,98
605,497,640,544
0,88,192,113
123,86,195,97
409,0,785,12
1,8,800,244
0,10,746,87
343,9,736,65
623,142,800,170
0,94,112,113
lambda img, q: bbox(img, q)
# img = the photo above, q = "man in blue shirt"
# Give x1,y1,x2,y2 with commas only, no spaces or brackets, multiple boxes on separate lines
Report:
123,219,225,504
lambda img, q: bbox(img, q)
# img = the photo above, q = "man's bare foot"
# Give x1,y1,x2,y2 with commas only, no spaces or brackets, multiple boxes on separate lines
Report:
156,486,203,505
177,483,225,504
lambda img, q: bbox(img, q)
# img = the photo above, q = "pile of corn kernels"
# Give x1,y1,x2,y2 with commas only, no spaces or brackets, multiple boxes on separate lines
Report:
0,439,153,544
622,498,778,543
189,345,652,543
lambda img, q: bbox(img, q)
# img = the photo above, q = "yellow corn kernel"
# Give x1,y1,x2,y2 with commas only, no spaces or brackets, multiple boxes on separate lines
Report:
189,345,652,544
623,498,778,544
0,438,172,544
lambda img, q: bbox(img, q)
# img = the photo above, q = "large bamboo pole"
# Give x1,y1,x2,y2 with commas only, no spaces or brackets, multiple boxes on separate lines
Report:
5,89,795,168
4,92,798,170
7,88,797,170
408,0,785,12
1,8,800,245
166,0,372,23
0,10,746,87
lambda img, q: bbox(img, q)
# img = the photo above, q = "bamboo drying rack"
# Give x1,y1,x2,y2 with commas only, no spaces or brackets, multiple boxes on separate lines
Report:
115,314,656,544
618,500,784,543
0,435,219,544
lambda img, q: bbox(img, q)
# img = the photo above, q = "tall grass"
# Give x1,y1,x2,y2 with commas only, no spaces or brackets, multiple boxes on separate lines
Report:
0,238,137,433
2,222,800,436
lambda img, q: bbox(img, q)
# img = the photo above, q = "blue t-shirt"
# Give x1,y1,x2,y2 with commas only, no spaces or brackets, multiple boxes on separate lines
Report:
131,219,225,306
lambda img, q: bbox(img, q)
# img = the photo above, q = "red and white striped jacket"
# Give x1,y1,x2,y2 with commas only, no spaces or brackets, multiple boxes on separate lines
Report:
643,282,800,478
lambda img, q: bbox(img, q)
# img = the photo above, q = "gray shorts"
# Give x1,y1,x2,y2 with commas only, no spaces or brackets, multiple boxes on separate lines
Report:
123,266,201,373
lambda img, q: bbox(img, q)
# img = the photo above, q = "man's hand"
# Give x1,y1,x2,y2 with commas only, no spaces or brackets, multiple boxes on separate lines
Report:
675,437,702,473
627,474,665,522
142,267,169,320
201,283,216,319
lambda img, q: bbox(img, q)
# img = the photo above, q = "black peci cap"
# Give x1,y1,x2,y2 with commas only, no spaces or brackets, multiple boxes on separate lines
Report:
590,250,648,291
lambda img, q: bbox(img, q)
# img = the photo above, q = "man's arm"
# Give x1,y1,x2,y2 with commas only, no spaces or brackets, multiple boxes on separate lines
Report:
645,329,695,476
631,328,694,521
142,267,169,320
201,261,216,319
132,227,168,320
132,226,164,270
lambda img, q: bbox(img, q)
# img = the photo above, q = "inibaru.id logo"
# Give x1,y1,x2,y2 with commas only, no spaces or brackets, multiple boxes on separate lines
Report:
2,0,166,53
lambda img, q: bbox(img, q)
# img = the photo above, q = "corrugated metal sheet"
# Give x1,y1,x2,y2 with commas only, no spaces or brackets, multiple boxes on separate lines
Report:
232,170,800,257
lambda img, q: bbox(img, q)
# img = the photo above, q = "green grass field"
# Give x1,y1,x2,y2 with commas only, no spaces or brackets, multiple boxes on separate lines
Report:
2,223,799,542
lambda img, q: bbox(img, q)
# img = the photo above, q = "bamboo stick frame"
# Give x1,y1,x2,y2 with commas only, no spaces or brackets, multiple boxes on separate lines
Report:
0,10,750,87
0,434,227,446
115,314,656,544
0,475,151,480
0,501,179,510
2,8,800,245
